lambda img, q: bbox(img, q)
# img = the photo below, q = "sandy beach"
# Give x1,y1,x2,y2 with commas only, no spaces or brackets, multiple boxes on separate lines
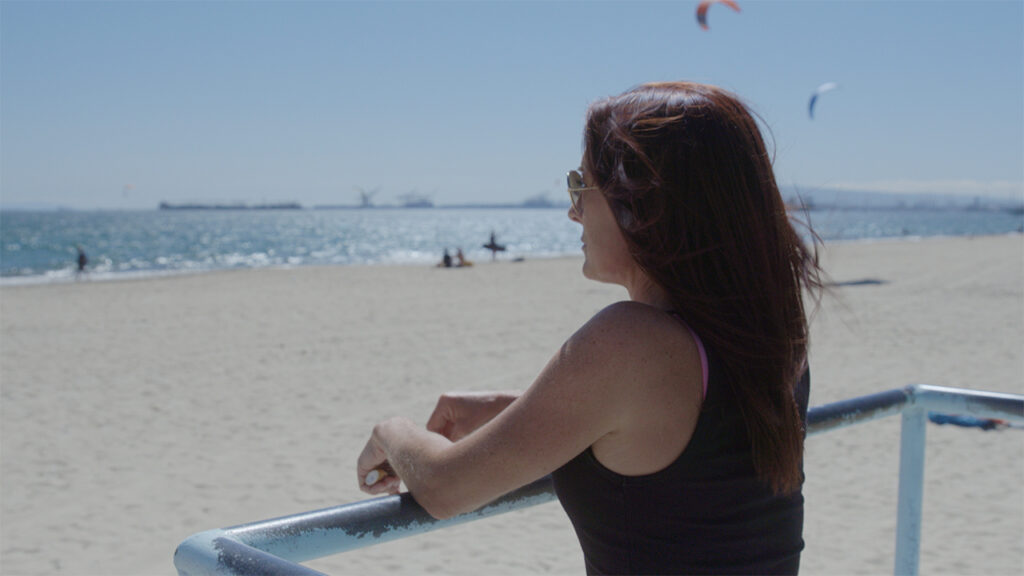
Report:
1,234,1022,576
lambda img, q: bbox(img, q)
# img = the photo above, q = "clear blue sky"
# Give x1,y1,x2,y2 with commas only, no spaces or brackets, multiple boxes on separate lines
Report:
2,0,1022,210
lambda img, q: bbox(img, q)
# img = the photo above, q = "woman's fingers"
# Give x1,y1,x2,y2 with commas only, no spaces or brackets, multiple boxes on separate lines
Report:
361,474,400,495
356,431,395,493
426,396,461,440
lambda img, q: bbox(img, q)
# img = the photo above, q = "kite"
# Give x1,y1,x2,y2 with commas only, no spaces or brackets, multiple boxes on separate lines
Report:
808,82,839,119
696,0,741,30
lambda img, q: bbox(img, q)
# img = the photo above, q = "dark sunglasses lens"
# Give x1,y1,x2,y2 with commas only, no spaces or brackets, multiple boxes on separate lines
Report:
567,171,585,211
569,171,585,189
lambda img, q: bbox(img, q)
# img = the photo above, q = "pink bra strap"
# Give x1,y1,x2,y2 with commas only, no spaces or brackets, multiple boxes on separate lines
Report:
686,324,710,400
669,312,709,400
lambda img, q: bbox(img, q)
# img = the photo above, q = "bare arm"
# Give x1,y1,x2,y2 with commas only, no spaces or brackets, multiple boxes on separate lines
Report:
356,391,520,494
355,302,702,519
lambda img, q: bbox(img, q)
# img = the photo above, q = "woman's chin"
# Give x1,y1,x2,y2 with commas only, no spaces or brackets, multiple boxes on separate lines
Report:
581,260,597,280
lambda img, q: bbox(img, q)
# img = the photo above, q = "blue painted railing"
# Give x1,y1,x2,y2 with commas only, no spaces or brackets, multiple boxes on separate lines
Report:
174,384,1024,576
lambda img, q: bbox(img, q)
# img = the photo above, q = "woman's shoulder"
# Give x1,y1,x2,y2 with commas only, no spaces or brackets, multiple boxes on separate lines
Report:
586,301,688,340
578,302,707,475
571,301,698,368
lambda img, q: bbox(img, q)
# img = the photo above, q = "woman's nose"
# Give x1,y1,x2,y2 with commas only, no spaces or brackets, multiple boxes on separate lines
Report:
568,204,581,223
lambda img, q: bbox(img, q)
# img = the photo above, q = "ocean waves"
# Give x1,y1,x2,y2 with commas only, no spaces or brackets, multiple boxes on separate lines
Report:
2,207,1021,284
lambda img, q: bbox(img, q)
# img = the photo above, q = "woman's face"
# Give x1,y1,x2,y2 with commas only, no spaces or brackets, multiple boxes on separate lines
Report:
568,168,637,286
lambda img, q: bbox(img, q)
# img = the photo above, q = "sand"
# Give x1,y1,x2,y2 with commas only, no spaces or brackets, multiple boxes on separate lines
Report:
1,234,1022,576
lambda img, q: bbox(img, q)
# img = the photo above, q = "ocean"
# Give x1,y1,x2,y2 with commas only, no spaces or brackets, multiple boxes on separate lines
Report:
1,207,1021,284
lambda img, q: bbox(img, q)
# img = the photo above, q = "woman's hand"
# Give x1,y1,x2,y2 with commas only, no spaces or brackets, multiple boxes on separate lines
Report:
356,419,403,495
354,394,516,501
425,391,519,442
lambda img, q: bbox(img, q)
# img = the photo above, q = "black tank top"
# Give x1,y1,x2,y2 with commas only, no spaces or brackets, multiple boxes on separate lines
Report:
551,345,809,575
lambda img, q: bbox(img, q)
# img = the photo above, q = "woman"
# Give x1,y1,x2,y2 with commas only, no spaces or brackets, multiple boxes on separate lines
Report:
358,81,823,575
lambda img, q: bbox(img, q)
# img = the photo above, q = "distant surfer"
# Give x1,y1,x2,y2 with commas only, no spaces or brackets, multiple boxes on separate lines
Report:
483,231,505,261
75,245,88,277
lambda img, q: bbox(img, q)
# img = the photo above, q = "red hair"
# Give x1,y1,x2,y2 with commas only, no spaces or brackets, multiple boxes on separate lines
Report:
583,82,823,494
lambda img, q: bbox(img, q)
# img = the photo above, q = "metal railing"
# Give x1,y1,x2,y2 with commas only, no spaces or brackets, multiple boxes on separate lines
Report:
174,384,1024,576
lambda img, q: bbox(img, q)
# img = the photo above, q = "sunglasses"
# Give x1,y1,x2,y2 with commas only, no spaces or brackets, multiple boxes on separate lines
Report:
567,169,597,213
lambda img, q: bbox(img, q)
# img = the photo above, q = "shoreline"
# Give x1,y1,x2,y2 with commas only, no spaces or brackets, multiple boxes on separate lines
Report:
2,234,1021,575
2,231,1021,288
0,254,574,288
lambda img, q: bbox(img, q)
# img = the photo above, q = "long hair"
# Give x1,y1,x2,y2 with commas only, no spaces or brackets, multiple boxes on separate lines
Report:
583,82,824,494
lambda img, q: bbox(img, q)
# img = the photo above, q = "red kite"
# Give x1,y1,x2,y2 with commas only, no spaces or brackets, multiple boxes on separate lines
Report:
696,0,741,30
